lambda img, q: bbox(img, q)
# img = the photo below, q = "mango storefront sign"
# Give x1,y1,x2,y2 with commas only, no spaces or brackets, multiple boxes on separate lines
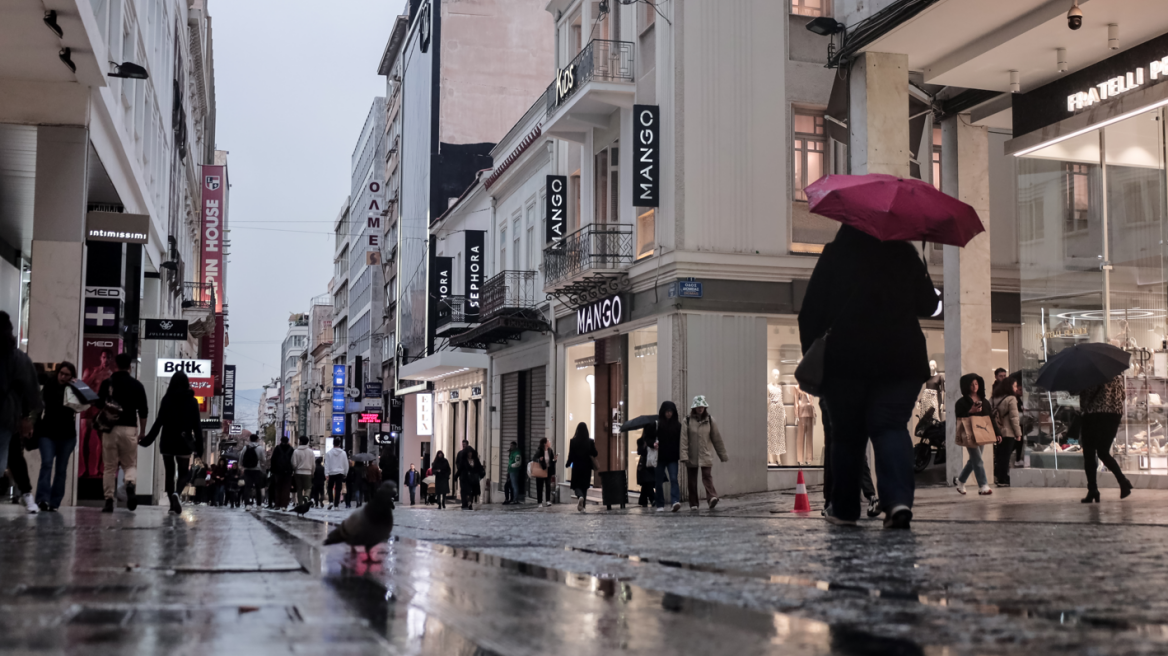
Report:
576,295,625,336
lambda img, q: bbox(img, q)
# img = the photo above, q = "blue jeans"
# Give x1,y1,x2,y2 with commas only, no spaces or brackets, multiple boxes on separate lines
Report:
37,437,75,508
823,378,921,521
655,461,680,508
958,445,988,487
510,472,524,502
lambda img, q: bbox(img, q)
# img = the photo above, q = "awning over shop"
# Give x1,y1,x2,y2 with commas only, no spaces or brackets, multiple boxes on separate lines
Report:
399,350,489,382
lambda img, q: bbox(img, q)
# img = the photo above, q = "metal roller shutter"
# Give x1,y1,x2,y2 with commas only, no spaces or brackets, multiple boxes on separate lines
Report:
500,372,520,493
527,366,546,499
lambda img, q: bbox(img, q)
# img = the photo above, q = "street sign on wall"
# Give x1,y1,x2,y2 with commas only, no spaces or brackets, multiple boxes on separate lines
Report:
142,319,188,340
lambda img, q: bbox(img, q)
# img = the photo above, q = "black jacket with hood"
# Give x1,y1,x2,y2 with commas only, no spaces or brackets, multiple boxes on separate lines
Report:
798,226,938,383
954,373,1001,436
655,401,682,464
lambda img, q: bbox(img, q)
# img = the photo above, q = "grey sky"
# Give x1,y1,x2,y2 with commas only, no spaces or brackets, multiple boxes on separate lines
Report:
213,1,402,413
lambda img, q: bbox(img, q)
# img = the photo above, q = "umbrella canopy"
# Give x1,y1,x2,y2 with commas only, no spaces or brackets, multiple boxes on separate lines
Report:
805,174,985,247
352,452,376,463
1035,343,1131,393
620,415,658,433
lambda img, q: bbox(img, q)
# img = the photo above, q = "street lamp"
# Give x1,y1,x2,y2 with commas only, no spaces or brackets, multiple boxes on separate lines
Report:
109,61,148,79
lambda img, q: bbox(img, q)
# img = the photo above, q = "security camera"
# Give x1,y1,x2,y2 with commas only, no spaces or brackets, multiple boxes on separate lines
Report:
1067,0,1083,30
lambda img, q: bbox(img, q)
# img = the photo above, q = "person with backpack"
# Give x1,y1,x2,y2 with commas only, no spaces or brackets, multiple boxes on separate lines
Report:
139,371,202,514
269,436,295,509
240,433,267,507
324,443,349,509
97,352,149,513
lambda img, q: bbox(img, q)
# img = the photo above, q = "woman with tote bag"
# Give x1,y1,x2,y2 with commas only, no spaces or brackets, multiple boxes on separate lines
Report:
953,373,1000,496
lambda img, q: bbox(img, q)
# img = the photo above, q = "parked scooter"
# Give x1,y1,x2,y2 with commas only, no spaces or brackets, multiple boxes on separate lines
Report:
913,408,947,473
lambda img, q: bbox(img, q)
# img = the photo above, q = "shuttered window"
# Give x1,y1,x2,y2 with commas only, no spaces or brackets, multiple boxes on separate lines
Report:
500,373,520,493
527,367,546,498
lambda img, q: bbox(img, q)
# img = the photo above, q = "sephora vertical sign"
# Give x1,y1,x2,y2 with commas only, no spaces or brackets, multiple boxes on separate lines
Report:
432,256,452,303
464,231,485,321
633,104,660,207
546,175,567,250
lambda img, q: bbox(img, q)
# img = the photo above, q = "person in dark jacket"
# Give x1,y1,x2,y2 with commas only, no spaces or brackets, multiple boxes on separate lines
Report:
532,437,555,507
404,463,420,505
431,450,451,509
455,440,481,510
953,373,1000,496
567,422,598,512
140,372,203,514
798,225,938,529
346,459,367,508
35,362,86,511
654,401,683,512
1080,374,1132,503
97,352,150,513
312,457,326,507
0,312,42,507
636,424,657,508
269,436,295,509
211,459,228,506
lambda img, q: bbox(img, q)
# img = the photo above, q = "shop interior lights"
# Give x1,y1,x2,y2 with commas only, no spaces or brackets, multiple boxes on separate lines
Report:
634,342,657,358
575,356,596,370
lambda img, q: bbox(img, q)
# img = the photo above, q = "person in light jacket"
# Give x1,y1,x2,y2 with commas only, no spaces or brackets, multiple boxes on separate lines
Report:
679,396,728,510
991,376,1023,488
324,444,349,509
291,437,315,505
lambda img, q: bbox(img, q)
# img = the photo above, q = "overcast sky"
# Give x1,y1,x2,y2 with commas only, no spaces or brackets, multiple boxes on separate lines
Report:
213,1,403,423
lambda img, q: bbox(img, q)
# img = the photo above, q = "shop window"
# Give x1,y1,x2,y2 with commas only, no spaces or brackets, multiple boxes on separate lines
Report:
791,0,831,18
1019,187,1045,242
1064,163,1091,234
636,209,655,260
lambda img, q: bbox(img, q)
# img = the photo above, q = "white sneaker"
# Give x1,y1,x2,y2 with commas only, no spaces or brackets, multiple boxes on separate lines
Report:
671,502,681,512
23,493,38,514
656,507,665,513
544,501,551,507
953,477,966,495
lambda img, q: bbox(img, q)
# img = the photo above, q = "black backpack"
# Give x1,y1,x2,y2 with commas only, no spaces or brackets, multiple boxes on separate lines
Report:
242,444,259,468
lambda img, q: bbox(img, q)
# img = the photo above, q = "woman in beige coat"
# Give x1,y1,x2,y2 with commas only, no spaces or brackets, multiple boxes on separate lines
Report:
991,377,1022,488
680,395,729,510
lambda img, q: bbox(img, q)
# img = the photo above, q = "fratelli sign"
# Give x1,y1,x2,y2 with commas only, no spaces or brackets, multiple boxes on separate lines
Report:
576,294,625,335
1066,54,1168,111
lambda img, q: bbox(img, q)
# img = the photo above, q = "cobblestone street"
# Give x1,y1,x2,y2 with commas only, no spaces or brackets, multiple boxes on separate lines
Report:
5,486,1168,654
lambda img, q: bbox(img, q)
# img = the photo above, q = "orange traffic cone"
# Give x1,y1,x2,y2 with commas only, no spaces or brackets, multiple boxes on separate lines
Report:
792,469,812,513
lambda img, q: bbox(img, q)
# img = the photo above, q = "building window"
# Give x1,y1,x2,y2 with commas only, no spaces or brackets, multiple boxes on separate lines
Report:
637,209,655,260
595,142,619,224
569,171,582,233
793,110,826,201
513,216,522,270
499,226,506,274
931,126,942,190
1064,163,1091,234
642,0,656,31
791,0,831,18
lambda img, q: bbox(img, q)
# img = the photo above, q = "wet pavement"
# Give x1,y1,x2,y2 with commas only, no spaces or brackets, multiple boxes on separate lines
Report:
4,486,1168,654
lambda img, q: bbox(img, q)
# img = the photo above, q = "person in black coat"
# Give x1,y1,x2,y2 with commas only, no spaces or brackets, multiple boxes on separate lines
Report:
140,372,202,514
953,373,1001,496
635,424,657,508
798,225,938,530
431,451,451,509
567,422,598,512
654,401,683,511
35,362,87,511
312,457,326,507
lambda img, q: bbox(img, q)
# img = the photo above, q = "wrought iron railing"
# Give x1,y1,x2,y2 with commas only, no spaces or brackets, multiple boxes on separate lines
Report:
482,271,539,319
436,295,470,329
181,282,216,310
545,39,634,116
543,223,634,287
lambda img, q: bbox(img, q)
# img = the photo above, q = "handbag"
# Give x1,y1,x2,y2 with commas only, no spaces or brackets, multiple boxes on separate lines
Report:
645,446,658,468
590,455,602,472
957,415,996,447
794,330,828,396
528,459,548,479
94,384,123,434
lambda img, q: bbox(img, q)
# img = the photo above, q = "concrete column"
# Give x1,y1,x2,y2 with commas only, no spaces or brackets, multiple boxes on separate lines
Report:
941,114,992,485
27,126,87,364
848,52,909,177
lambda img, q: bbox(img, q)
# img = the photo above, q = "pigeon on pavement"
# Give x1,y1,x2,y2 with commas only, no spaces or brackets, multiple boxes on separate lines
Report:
324,483,396,555
292,501,312,517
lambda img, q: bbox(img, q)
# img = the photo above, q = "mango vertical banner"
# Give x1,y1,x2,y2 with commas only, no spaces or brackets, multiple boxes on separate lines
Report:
200,165,227,312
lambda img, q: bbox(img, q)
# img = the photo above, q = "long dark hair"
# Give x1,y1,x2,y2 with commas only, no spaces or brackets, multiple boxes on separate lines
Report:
572,422,589,441
165,371,191,400
56,361,77,378
0,311,16,354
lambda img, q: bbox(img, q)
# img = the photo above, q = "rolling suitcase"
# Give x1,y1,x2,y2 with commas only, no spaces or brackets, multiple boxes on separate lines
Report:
599,471,627,510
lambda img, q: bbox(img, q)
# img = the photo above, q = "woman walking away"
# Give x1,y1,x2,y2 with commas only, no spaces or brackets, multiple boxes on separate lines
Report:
954,373,1000,496
636,423,657,508
798,225,939,530
992,376,1023,487
140,372,202,514
312,457,326,507
431,450,451,509
654,401,682,512
567,422,597,512
534,437,556,507
1080,374,1132,502
680,396,729,510
35,362,88,511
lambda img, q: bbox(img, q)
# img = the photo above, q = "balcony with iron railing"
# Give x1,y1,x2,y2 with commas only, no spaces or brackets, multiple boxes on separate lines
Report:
543,223,634,290
181,282,217,338
435,295,472,337
449,270,548,349
542,39,635,142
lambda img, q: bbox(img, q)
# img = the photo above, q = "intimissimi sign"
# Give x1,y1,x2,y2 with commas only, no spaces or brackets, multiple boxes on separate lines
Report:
576,295,625,335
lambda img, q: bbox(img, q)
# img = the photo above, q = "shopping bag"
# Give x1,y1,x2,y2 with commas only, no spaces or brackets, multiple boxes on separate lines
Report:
957,416,996,447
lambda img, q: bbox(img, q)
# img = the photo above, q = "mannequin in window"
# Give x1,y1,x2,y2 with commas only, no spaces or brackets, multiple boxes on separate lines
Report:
794,388,817,465
922,360,945,420
767,369,786,464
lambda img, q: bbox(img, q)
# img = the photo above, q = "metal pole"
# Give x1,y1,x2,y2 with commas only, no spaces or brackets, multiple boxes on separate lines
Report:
1100,129,1113,342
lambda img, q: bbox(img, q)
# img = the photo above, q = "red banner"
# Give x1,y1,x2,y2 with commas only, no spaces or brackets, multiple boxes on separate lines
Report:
200,165,226,313
200,313,225,394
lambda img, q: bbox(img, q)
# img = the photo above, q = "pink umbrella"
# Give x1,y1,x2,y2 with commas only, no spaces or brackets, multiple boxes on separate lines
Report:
805,174,985,247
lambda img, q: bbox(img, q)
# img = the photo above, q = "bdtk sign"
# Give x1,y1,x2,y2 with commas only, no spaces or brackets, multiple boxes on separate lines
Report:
157,358,212,377
633,105,659,207
546,175,567,250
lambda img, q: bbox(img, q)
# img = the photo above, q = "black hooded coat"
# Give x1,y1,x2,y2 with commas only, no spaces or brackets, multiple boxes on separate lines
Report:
655,401,682,464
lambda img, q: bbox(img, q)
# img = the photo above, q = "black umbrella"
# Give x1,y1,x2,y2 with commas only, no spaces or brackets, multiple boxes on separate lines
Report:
1035,342,1130,393
352,453,376,463
619,415,658,433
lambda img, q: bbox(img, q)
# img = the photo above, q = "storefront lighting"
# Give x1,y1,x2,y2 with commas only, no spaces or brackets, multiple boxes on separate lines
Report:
575,356,595,370
59,48,75,74
1009,70,1021,94
1054,309,1167,321
1012,96,1168,157
1109,24,1120,51
43,10,62,38
1057,48,1068,73
634,342,657,358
